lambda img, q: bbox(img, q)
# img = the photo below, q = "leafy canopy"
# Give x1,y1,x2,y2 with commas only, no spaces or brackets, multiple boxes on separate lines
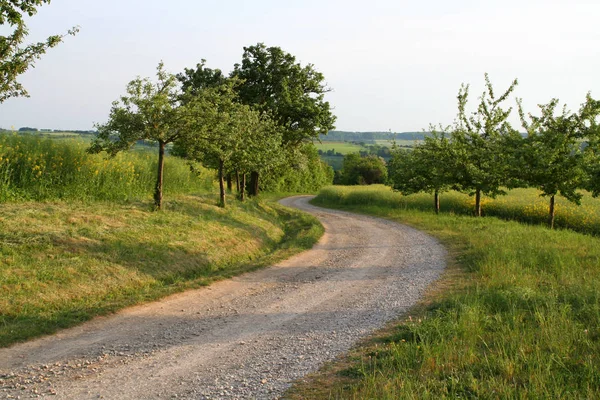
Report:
232,43,336,146
0,0,78,102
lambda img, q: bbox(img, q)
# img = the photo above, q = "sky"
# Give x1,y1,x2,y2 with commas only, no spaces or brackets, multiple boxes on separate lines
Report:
1,0,599,132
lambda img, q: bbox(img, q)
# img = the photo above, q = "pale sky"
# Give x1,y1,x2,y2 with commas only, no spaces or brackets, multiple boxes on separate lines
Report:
1,0,598,132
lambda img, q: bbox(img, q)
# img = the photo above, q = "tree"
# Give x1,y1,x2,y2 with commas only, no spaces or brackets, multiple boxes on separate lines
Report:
516,99,589,228
1,0,78,103
177,59,227,94
579,94,600,197
388,126,456,213
89,62,192,210
453,74,519,216
338,153,387,185
231,43,336,195
178,80,282,206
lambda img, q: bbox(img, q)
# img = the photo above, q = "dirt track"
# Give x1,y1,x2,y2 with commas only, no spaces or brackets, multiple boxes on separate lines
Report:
0,196,446,399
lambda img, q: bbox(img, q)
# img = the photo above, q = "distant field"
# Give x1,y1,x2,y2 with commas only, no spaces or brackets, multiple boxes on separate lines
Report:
374,139,421,147
313,141,364,154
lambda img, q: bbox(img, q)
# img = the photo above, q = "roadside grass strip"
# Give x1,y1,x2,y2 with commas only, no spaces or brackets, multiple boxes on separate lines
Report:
288,185,600,399
0,195,323,347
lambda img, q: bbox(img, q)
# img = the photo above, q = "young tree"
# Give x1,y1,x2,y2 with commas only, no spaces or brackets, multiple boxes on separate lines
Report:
453,74,519,216
517,99,588,228
1,0,78,102
231,43,336,195
579,94,600,197
89,62,191,210
388,126,456,213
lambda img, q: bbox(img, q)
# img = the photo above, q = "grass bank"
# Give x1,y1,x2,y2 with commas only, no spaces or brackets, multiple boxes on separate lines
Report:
0,194,323,348
288,185,600,399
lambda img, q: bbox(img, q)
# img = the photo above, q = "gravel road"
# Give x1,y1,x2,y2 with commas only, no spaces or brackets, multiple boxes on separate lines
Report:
0,196,446,399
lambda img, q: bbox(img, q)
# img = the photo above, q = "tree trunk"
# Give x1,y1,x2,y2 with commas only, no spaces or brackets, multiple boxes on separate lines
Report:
218,159,226,208
226,173,232,193
239,174,246,201
475,189,482,217
248,171,260,197
548,195,556,229
434,190,440,215
235,171,240,193
153,141,166,210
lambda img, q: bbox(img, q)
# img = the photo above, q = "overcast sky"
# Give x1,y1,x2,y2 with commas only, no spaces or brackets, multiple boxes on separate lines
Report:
1,0,598,132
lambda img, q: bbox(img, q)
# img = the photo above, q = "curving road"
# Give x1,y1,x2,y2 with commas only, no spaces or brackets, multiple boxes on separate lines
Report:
0,196,446,399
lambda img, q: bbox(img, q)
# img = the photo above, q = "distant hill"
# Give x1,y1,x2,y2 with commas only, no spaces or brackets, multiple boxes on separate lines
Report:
320,131,427,142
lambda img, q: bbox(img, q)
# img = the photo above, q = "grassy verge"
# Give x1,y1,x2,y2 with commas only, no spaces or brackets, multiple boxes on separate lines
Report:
319,185,600,236
0,194,323,348
287,186,600,399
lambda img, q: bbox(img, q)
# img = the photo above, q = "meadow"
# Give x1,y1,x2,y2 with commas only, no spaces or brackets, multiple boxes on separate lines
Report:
313,141,365,155
0,133,212,202
288,185,600,399
0,134,324,347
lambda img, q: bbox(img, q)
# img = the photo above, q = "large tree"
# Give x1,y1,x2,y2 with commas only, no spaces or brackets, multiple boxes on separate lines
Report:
453,74,519,217
89,62,193,210
1,0,78,102
231,43,336,195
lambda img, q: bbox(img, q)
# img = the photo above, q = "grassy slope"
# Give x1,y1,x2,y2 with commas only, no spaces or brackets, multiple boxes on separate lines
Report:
287,186,600,399
0,194,323,347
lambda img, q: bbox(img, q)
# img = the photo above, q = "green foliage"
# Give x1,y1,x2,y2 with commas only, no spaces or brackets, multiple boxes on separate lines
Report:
516,99,587,203
178,80,283,206
90,62,185,156
0,0,78,102
337,153,387,185
308,185,600,399
260,143,334,193
177,59,227,94
232,43,336,147
388,126,455,212
453,74,519,215
581,94,600,197
0,134,212,202
90,62,198,209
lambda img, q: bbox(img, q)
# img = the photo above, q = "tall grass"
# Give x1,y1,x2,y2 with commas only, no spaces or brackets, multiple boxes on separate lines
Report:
297,186,600,399
0,133,213,202
317,185,600,235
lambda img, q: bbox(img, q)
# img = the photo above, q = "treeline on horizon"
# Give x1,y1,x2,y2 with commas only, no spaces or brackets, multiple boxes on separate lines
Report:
4,128,426,142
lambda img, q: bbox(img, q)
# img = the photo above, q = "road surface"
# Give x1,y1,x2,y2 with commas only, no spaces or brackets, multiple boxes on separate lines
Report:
0,196,446,399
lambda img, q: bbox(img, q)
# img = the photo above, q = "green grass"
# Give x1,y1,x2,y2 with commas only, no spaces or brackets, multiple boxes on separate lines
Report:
314,141,365,154
374,139,421,147
322,185,600,236
0,133,212,202
286,185,600,399
0,194,323,347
